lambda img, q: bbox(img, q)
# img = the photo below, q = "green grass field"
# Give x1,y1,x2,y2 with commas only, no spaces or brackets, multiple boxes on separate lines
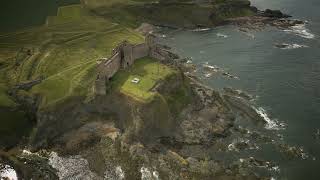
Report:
0,4,144,108
46,5,84,26
0,2,213,108
111,57,176,102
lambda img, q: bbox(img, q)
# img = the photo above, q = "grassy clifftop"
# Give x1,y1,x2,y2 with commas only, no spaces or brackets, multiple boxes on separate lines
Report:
0,0,256,149
31,57,193,148
0,4,144,109
0,1,256,108
110,57,177,102
31,0,254,106
0,4,145,147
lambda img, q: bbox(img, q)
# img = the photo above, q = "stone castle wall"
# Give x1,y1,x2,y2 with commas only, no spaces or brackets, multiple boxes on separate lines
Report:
97,52,121,80
132,43,150,60
95,34,176,95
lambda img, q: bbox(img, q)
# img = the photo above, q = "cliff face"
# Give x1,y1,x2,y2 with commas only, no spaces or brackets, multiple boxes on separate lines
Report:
30,68,193,151
6,60,288,179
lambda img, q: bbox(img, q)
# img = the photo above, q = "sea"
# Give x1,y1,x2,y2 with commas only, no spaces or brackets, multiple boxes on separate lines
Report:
160,0,320,179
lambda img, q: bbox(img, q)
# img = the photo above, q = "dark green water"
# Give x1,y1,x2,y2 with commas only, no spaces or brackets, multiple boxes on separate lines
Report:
161,0,320,179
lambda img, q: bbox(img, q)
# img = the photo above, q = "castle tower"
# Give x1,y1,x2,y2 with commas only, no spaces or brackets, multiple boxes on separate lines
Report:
146,33,156,48
121,41,134,69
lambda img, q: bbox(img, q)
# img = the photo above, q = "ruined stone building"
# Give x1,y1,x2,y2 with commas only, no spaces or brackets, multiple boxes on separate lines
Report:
95,34,177,95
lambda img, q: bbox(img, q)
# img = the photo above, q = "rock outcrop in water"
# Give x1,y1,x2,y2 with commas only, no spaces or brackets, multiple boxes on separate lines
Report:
261,9,291,18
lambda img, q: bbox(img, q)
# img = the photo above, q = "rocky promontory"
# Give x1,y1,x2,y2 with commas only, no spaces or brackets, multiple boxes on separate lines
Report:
85,0,299,30
1,55,306,179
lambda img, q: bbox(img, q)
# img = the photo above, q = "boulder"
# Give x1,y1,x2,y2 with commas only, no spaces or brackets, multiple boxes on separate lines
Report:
262,9,291,18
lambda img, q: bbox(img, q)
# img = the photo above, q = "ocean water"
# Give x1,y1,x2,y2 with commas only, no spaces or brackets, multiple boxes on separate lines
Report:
160,0,320,179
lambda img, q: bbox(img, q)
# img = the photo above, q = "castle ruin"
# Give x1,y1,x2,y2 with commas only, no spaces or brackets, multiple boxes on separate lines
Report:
95,34,177,95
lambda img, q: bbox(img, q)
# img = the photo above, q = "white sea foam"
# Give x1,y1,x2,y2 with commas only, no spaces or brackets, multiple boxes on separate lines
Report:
0,164,18,180
204,73,213,78
271,166,280,172
202,63,220,78
203,64,216,70
288,44,308,49
275,43,309,49
283,24,315,39
192,28,211,32
254,107,286,130
160,34,167,38
216,33,228,38
246,33,255,39
186,60,193,64
202,63,220,71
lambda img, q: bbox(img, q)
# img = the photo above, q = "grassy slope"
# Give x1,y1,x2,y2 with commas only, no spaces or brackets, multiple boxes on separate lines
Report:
110,57,176,102
0,0,249,147
0,4,145,108
0,4,145,147
2,0,243,108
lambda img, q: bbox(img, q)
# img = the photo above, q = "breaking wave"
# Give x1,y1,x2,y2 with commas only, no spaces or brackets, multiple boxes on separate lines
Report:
275,43,309,49
192,28,211,32
254,107,286,130
283,24,315,39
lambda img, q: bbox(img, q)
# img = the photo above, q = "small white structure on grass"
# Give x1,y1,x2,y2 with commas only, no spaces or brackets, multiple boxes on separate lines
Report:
131,78,140,84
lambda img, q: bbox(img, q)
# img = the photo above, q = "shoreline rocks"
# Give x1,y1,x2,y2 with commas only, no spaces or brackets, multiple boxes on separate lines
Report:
260,9,291,18
226,15,305,31
1,53,303,179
